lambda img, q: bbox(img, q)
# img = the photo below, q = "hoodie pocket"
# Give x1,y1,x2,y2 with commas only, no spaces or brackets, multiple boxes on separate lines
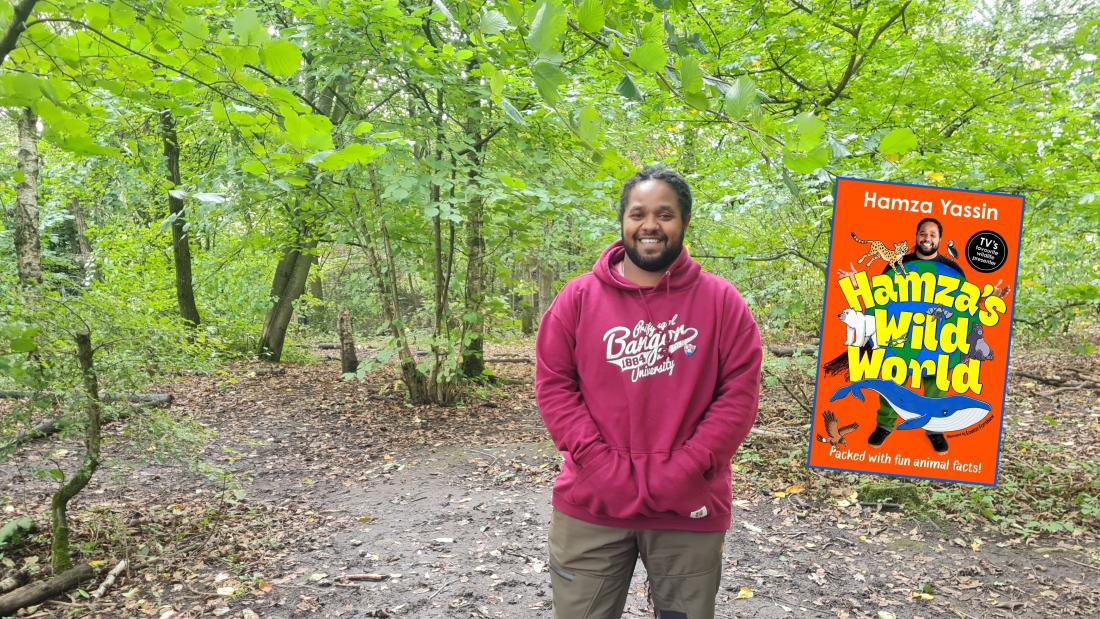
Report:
566,447,641,520
639,450,714,519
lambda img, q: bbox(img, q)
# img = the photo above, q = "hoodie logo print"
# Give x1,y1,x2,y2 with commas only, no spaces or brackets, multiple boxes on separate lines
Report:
602,314,699,383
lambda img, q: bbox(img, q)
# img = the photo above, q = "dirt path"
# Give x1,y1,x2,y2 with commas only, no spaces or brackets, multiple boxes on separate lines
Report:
234,441,1096,619
2,343,1098,617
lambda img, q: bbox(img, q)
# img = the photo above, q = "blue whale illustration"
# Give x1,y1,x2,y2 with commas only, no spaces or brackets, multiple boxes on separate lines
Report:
830,379,992,432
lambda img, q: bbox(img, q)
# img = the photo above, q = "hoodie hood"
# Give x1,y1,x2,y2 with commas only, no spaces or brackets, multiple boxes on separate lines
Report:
593,240,702,291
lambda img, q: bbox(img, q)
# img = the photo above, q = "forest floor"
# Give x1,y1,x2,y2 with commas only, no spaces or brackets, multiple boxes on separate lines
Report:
2,338,1098,619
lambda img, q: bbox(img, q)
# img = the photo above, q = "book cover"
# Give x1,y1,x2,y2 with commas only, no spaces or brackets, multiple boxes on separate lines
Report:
806,177,1025,485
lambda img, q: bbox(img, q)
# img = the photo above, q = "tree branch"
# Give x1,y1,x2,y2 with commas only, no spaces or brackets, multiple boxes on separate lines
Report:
24,18,264,112
818,1,911,109
0,0,39,68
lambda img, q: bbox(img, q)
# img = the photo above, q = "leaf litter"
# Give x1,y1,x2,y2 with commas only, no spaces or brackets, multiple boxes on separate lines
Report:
0,339,1095,617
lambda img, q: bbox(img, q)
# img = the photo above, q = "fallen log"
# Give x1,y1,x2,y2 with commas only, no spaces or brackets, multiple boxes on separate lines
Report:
0,570,27,595
1,393,169,454
1,418,65,454
0,391,172,406
0,563,95,616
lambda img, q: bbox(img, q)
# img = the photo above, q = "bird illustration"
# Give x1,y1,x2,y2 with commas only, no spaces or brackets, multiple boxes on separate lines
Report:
816,410,859,447
947,239,959,259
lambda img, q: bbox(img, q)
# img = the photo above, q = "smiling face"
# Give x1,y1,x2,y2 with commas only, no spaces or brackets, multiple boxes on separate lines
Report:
620,179,687,272
915,220,941,259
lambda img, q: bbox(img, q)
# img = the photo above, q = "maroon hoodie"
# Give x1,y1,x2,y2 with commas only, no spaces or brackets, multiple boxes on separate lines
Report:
536,241,762,532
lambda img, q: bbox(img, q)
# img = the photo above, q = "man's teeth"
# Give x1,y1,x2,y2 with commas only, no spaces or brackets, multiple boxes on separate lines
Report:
639,239,662,244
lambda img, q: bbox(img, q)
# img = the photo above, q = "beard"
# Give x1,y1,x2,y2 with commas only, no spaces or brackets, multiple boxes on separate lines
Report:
623,236,684,272
916,239,939,258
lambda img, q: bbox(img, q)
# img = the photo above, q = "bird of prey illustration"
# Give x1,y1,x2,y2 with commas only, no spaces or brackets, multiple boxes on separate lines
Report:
816,410,859,447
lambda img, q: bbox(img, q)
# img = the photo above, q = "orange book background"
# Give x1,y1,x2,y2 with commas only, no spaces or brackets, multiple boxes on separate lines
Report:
806,178,1025,485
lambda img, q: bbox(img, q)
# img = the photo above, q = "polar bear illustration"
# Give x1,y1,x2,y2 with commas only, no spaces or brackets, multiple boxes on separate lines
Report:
839,309,877,348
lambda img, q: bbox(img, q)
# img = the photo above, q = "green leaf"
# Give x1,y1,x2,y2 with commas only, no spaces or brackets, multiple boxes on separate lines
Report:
532,62,569,104
616,74,643,102
85,3,110,29
353,121,374,136
783,143,831,174
155,28,179,50
484,64,505,101
576,105,604,144
241,160,266,176
109,0,136,27
679,56,703,93
35,468,65,482
501,97,526,125
500,175,527,189
722,76,757,119
181,15,209,49
9,337,36,353
526,0,567,56
480,9,509,35
262,40,303,79
684,91,708,111
640,16,664,42
432,0,457,25
317,143,387,170
500,0,525,27
233,8,267,45
879,127,918,156
576,0,604,34
630,41,667,73
793,112,826,151
192,192,226,204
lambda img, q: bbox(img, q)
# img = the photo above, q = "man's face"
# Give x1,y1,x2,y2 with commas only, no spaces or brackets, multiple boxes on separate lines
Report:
621,179,687,272
915,221,940,259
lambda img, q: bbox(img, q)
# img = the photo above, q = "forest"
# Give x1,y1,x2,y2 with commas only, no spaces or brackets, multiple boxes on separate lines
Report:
0,0,1097,616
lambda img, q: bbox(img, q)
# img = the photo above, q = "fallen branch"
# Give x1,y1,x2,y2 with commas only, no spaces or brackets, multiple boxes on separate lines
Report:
0,563,95,616
0,570,27,595
339,573,388,582
1039,381,1100,398
1013,370,1069,386
768,345,817,358
748,427,788,440
92,560,127,598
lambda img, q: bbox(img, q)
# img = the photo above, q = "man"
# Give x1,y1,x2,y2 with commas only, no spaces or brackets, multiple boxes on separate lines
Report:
868,217,967,454
535,167,762,618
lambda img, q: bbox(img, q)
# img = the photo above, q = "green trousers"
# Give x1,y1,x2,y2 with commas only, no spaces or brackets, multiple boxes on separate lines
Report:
876,374,944,428
548,510,725,619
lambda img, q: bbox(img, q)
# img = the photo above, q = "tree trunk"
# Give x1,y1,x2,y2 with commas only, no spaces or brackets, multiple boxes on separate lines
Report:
258,239,315,362
309,255,323,300
14,107,42,286
67,197,95,285
460,94,486,378
50,332,102,573
681,123,697,174
536,224,554,327
361,167,430,403
160,110,201,327
338,309,358,374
